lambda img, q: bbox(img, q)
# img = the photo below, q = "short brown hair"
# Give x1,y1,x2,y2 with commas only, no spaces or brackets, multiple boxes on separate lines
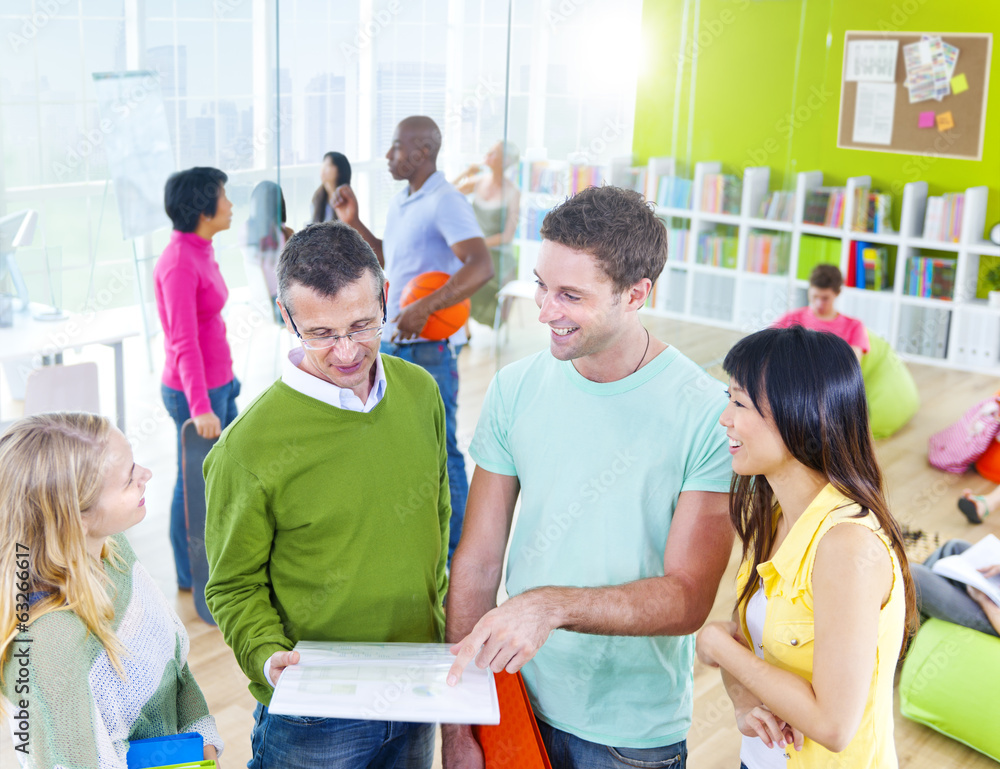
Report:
540,186,668,293
809,264,843,292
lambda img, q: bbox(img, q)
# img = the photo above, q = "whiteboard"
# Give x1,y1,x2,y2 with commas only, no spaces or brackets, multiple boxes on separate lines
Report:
92,71,176,239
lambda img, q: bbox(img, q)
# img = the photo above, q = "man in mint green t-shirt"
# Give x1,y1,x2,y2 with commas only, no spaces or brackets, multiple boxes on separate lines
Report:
204,222,449,769
443,186,735,769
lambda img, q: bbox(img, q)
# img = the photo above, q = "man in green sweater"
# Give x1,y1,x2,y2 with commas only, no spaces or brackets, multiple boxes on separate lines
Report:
204,221,450,769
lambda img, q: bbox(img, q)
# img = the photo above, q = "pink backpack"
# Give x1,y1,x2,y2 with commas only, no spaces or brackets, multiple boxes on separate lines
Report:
928,397,1000,473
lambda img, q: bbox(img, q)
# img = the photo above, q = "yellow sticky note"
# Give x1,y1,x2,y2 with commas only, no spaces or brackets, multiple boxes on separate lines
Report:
936,111,954,132
951,73,969,94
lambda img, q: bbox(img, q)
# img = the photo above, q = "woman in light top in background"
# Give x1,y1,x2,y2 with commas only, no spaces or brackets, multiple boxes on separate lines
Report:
772,264,869,359
696,326,916,769
243,180,293,324
311,151,353,224
0,413,223,768
155,166,239,591
452,140,521,327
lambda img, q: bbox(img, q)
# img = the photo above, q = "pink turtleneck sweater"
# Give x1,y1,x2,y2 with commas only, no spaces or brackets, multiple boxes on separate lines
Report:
154,230,234,417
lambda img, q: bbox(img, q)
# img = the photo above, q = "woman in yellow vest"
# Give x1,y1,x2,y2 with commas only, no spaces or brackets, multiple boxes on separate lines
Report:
696,326,917,768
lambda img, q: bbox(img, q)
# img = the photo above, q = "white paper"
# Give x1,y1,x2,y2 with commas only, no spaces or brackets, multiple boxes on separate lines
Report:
845,40,898,82
853,82,896,145
268,642,501,725
932,534,1000,606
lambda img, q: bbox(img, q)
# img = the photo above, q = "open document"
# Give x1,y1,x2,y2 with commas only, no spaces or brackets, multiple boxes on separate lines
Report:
268,642,500,725
931,534,1000,606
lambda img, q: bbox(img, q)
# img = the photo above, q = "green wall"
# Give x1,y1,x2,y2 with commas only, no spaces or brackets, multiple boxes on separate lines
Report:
633,0,1000,235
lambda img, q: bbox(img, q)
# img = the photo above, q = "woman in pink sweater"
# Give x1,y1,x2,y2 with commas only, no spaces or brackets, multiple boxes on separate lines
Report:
772,264,869,359
155,167,238,591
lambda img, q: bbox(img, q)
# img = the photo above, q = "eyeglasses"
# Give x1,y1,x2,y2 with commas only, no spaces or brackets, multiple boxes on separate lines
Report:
287,289,387,350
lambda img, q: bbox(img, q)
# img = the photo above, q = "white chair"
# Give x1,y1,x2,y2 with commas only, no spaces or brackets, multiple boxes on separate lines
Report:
493,279,538,365
23,362,100,416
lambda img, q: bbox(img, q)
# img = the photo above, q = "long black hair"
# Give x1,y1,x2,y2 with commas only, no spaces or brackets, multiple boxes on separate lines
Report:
311,151,353,224
247,180,287,252
724,326,917,652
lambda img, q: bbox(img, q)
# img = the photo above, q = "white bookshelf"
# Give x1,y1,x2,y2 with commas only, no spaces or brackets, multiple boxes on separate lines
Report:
647,161,999,374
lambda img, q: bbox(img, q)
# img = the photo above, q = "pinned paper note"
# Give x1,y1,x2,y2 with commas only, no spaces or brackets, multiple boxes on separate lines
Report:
936,111,954,132
853,82,896,145
845,39,899,82
951,73,969,94
918,111,935,128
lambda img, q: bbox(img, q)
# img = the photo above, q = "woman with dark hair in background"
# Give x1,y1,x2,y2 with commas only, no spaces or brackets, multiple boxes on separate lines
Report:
155,166,239,592
696,326,916,769
243,180,293,324
311,151,352,223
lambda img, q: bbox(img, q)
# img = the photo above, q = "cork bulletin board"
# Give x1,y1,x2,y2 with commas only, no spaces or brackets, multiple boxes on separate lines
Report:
837,32,991,160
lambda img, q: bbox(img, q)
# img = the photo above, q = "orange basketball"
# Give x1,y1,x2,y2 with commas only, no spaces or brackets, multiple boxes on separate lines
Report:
400,271,470,341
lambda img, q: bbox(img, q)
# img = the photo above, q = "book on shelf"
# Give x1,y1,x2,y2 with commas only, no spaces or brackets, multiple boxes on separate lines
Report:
922,192,965,242
518,161,563,195
615,166,646,197
700,173,741,215
569,163,604,195
518,205,551,242
756,191,795,223
796,235,841,281
803,187,846,227
931,534,1000,607
852,241,890,291
696,232,737,268
666,228,689,262
907,256,956,299
657,176,692,209
746,232,790,274
851,187,893,234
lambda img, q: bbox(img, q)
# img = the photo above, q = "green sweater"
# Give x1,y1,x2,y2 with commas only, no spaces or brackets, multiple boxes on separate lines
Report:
204,355,450,706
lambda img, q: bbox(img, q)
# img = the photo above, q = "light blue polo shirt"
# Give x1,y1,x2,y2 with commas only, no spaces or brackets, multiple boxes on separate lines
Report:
469,347,732,748
383,171,484,344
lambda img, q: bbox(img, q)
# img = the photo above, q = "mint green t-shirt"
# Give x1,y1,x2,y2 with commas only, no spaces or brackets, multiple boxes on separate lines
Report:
470,347,731,748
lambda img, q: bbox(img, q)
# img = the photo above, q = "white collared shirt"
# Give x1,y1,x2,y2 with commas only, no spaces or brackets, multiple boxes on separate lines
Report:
280,346,387,412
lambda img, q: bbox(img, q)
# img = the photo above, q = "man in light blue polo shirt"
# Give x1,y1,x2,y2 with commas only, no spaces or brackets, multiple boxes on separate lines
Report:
442,186,734,769
333,116,493,560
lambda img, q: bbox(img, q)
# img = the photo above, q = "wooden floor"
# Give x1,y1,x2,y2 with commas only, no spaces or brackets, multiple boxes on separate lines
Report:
2,299,998,768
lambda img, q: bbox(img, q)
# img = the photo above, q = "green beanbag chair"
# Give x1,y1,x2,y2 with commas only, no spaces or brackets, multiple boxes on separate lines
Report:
860,331,920,439
899,618,1000,762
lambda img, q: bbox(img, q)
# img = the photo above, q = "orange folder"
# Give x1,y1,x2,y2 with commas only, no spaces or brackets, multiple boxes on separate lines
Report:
472,671,552,769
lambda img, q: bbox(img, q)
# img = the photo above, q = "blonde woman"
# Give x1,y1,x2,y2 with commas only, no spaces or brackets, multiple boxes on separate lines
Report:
0,413,222,768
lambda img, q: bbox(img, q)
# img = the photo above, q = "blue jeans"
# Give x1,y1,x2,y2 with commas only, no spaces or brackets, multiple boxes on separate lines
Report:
248,703,434,769
537,720,687,769
161,378,240,589
913,539,999,637
380,340,467,561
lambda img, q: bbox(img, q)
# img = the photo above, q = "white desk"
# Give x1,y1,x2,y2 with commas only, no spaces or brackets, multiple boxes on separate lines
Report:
0,305,142,431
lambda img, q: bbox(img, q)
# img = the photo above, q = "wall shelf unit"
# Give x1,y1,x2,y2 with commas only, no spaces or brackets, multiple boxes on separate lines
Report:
510,154,998,374
647,161,999,374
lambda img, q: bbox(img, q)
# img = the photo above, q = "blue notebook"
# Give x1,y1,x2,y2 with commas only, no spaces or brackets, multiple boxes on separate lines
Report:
127,733,203,769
